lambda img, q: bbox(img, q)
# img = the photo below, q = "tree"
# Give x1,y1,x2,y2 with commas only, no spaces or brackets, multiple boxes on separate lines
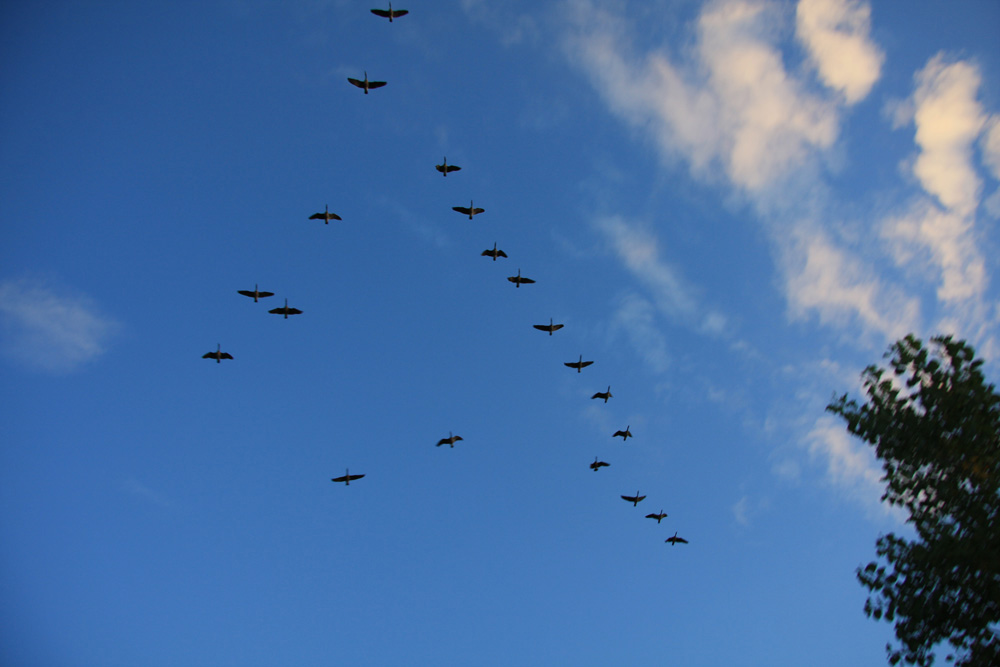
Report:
827,335,1000,666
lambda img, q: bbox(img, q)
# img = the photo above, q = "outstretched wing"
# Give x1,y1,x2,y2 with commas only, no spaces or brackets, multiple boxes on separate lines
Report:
445,165,460,173
472,207,485,215
391,9,408,17
367,80,387,89
591,392,605,399
202,352,217,359
286,308,303,315
268,307,284,314
579,360,593,368
220,353,234,360
453,206,472,215
346,474,365,481
621,495,637,503
347,77,364,88
371,9,391,17
517,276,535,284
237,290,254,297
258,291,274,298
550,324,564,332
533,324,550,332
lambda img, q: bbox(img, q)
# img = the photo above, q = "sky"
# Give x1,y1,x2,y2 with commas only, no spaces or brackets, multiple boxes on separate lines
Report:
1,1,998,665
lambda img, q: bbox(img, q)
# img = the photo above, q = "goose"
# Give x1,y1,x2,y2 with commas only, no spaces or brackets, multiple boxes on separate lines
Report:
591,386,612,402
347,71,387,94
621,491,646,506
532,318,564,336
507,269,535,288
370,3,408,21
202,344,233,363
665,532,689,546
269,298,303,319
331,469,365,485
452,200,484,219
589,457,610,471
612,425,632,441
481,242,507,261
309,205,342,224
436,432,463,448
237,284,274,302
645,510,668,524
564,355,593,372
436,156,461,177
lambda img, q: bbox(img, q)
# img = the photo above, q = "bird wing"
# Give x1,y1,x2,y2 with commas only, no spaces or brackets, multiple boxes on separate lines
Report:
368,81,387,89
268,307,284,314
347,77,364,88
613,430,625,437
202,352,217,358
371,9,391,17
436,165,446,173
496,249,507,257
636,495,646,502
347,474,365,481
257,291,274,298
591,392,604,399
519,277,535,284
472,208,485,215
579,360,593,368
286,308,303,315
533,324,551,332
453,206,471,214
220,353,234,360
391,9,409,17
481,249,495,256
237,290,254,297
435,440,447,446
551,324,564,331
565,361,579,368
621,495,637,502
309,213,325,219
445,165,461,173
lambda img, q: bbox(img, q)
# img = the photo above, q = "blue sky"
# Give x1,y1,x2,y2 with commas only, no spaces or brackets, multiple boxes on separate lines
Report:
1,1,998,665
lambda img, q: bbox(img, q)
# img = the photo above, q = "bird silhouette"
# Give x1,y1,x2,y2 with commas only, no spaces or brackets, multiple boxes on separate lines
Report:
507,269,535,288
202,344,233,363
591,386,612,402
347,71,387,94
436,432,463,448
564,355,593,373
237,284,274,302
436,156,461,177
309,205,342,224
532,318,564,336
452,200,485,219
612,425,632,441
589,457,610,471
481,242,507,261
331,469,365,485
665,532,689,545
269,298,303,319
645,511,668,523
370,3,408,21
621,491,646,506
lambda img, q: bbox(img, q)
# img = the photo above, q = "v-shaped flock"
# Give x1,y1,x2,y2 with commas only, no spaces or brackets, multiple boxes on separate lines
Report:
202,5,688,552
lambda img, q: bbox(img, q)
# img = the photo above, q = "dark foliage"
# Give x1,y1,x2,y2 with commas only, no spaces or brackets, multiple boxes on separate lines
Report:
828,335,1000,666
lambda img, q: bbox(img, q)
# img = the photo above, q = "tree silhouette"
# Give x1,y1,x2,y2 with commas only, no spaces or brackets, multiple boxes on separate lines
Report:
827,335,999,666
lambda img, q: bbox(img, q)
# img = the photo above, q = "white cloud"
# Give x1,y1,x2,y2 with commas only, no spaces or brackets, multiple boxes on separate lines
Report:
0,278,118,373
910,55,989,219
795,0,883,104
783,228,919,341
610,293,672,374
806,416,897,517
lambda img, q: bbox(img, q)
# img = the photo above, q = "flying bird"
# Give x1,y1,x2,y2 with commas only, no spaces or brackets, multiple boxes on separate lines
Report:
507,269,535,288
589,457,610,471
331,469,365,485
665,532,689,546
532,318,564,336
309,205,342,224
202,344,233,363
436,432,463,448
564,355,593,373
436,157,461,177
452,200,485,219
646,510,668,524
612,425,632,441
621,491,646,506
370,3,408,21
481,242,507,261
591,386,612,402
237,284,274,303
347,71,387,94
269,298,303,319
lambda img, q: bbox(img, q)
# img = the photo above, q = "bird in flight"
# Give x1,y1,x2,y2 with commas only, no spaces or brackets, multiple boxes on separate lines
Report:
452,200,485,219
370,3,408,21
589,457,610,471
612,425,632,441
621,491,646,506
591,386,612,403
507,269,535,288
665,532,689,546
646,510,668,524
481,242,507,261
237,284,274,303
202,344,233,363
269,298,303,319
436,157,461,177
564,355,593,373
532,318,564,336
309,205,342,224
347,71,387,94
331,469,365,485
436,432,463,448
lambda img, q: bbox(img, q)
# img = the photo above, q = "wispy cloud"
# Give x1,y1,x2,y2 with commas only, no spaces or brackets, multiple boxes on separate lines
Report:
795,0,883,104
0,277,119,373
